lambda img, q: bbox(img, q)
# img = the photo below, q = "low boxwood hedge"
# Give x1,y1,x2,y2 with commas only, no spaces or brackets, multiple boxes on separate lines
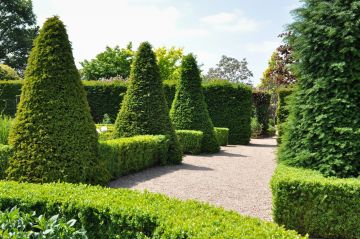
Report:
271,164,360,239
0,181,306,239
214,127,229,146
0,144,12,179
175,130,203,154
99,135,169,180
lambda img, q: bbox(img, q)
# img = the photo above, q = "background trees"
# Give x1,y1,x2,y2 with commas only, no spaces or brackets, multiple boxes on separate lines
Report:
155,47,183,81
0,0,38,75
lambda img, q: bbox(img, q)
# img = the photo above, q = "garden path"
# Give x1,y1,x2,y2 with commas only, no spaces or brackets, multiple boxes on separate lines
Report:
109,137,277,221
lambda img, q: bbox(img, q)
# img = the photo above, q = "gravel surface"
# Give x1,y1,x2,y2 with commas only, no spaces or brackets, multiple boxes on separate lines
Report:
109,137,277,221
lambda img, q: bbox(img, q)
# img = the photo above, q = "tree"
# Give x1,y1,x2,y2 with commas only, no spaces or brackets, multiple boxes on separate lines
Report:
206,55,253,84
0,0,38,74
155,47,183,81
80,43,134,80
114,42,182,164
279,0,360,178
170,54,219,153
7,17,100,184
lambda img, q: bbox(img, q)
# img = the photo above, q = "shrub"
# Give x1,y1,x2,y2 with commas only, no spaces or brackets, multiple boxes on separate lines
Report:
251,117,263,138
0,64,20,80
170,54,219,153
0,207,87,238
276,88,293,143
0,115,12,144
6,17,100,184
0,181,306,239
114,42,182,164
99,135,168,180
252,91,271,136
0,80,22,116
176,130,203,154
271,164,360,239
204,80,252,144
214,127,229,146
0,144,12,179
96,124,115,141
279,0,360,177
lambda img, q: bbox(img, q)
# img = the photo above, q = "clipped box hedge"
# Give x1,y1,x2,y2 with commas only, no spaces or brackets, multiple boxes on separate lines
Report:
214,127,229,146
252,91,271,136
176,130,203,154
0,144,12,179
271,164,360,239
276,88,293,143
0,181,306,239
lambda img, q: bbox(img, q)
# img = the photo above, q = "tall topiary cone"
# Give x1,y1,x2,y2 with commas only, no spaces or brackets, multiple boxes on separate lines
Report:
7,16,100,183
278,0,360,178
114,42,182,164
170,54,220,153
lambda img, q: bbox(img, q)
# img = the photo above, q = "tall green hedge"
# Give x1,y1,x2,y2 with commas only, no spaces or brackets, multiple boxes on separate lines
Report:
252,91,271,136
276,88,293,143
0,181,306,239
0,80,22,116
7,17,100,184
170,54,219,153
114,42,182,164
279,0,360,178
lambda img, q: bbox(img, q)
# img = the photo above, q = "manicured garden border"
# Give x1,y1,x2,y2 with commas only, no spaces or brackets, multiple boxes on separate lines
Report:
214,127,229,146
271,164,360,239
175,130,203,154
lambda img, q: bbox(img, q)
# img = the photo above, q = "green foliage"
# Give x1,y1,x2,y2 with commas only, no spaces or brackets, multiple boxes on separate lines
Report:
214,127,229,146
155,47,183,81
204,80,252,144
114,42,182,164
7,17,100,184
170,54,219,153
271,164,360,238
0,207,87,239
252,91,271,136
0,64,20,80
0,115,12,144
0,181,306,239
80,43,134,80
0,144,12,179
0,0,38,74
101,113,112,124
100,135,168,180
176,130,203,154
251,117,262,138
95,124,115,141
279,0,360,178
0,80,22,116
276,88,293,143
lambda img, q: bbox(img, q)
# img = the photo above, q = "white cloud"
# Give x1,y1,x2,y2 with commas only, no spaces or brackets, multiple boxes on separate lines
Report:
200,11,259,33
246,40,281,53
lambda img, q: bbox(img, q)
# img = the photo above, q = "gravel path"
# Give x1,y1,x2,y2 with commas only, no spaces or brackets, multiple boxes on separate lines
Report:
109,137,277,221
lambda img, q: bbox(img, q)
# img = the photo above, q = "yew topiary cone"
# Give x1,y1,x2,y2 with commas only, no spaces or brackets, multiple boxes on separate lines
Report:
170,54,219,153
114,42,182,164
7,16,100,183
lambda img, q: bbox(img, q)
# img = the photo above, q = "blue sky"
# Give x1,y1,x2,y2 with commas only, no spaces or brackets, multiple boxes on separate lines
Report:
32,0,300,85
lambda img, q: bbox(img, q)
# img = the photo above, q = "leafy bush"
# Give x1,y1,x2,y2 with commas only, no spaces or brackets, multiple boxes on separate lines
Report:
114,42,182,164
99,135,168,180
0,80,22,116
96,124,115,141
279,0,360,177
0,181,306,239
271,164,360,239
214,127,229,146
0,144,12,179
252,91,271,136
276,88,293,143
0,115,12,144
175,130,203,154
170,54,219,153
251,117,262,138
0,64,20,80
0,207,87,238
7,17,100,184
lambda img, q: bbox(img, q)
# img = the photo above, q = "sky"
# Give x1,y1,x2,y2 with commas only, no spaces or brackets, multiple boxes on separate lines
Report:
32,0,300,85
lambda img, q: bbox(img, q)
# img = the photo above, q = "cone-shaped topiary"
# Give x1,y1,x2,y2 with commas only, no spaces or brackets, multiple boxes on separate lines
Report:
7,16,100,183
170,54,220,153
114,42,182,164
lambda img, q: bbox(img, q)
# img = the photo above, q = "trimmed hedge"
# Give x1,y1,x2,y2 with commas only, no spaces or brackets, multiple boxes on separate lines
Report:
0,64,20,80
0,181,306,239
0,80,22,116
276,88,293,143
99,135,168,180
252,91,271,136
176,130,203,154
0,144,12,179
214,127,229,146
271,164,360,239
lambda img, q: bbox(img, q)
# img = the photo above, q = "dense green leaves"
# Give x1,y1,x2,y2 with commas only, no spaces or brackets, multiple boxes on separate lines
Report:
114,42,182,164
253,91,271,136
170,54,219,153
6,17,100,184
214,127,229,146
0,64,20,80
279,0,360,177
175,130,203,154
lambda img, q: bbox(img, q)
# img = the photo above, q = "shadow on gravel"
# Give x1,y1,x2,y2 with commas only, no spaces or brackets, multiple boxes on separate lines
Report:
197,150,248,158
247,143,277,148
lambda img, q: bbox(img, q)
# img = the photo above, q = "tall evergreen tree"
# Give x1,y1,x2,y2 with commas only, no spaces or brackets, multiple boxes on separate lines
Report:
114,42,182,164
279,0,360,178
7,16,100,183
170,54,220,153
